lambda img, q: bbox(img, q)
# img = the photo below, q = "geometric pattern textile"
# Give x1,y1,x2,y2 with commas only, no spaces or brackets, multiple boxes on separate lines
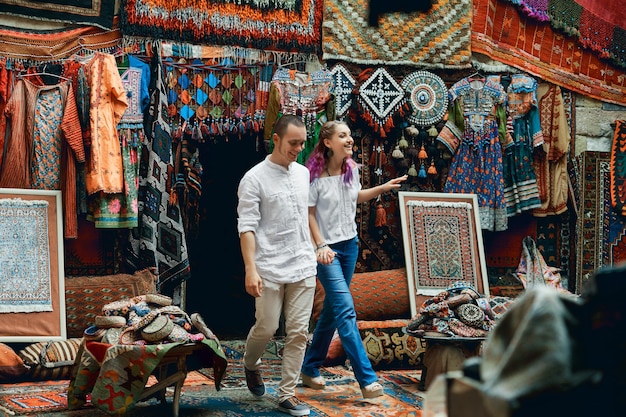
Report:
610,120,626,216
120,0,324,55
322,0,472,68
0,199,52,313
329,63,356,119
407,200,480,291
356,67,406,136
401,71,449,127
472,0,626,107
0,0,116,30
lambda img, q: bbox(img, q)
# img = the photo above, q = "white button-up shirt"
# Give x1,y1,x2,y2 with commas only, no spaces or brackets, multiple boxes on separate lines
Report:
237,156,317,284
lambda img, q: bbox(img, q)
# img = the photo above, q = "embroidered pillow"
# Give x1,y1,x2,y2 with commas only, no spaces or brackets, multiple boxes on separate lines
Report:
18,338,82,381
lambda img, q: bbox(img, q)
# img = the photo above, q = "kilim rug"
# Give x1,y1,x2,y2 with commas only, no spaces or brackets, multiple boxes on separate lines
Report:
0,0,116,30
119,0,324,55
573,151,626,294
503,0,626,69
322,0,472,68
472,0,626,107
0,339,424,416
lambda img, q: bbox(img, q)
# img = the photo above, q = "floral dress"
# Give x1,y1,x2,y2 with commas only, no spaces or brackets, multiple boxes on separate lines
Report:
436,77,508,231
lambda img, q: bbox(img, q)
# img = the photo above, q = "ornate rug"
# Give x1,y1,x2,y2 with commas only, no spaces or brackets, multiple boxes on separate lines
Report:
0,339,424,416
573,151,626,294
322,0,472,68
610,120,626,216
0,198,52,313
472,0,626,107
0,0,116,30
120,0,324,55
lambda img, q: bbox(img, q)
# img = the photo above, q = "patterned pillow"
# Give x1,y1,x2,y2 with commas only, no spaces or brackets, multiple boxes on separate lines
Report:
0,342,29,382
324,319,425,370
18,338,82,381
313,268,411,323
65,268,158,338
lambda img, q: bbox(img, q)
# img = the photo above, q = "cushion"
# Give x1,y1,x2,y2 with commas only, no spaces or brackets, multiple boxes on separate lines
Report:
18,338,82,381
325,319,425,370
312,268,411,323
64,268,158,338
0,342,29,382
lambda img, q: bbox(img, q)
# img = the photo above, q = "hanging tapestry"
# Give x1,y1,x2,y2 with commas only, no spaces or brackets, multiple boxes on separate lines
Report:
0,199,52,313
0,0,116,30
322,0,471,68
329,63,356,120
126,48,191,297
354,67,406,137
610,120,626,216
574,151,626,294
401,71,448,127
120,0,324,55
503,0,626,69
472,0,626,107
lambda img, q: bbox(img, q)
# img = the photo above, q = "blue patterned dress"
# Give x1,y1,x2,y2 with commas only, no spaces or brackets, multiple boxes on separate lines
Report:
437,77,508,231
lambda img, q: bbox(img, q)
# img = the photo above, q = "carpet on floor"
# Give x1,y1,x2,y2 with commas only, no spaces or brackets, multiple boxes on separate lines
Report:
0,339,424,416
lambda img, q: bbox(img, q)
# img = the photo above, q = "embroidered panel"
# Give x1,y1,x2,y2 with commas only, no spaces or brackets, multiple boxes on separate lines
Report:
322,0,472,68
0,199,52,313
120,0,324,54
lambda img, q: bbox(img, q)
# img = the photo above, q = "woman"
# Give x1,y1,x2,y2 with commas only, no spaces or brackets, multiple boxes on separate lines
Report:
301,120,407,398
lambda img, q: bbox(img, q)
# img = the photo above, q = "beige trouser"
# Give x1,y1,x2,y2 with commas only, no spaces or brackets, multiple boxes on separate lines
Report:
244,276,316,402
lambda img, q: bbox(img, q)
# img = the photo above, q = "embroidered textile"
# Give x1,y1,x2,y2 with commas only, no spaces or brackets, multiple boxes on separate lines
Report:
407,200,481,291
437,77,508,231
120,0,324,54
0,0,116,30
322,0,471,68
472,0,626,107
504,0,626,69
354,67,406,137
264,67,334,164
401,71,448,127
533,82,570,217
126,48,191,296
329,63,356,120
500,74,543,217
0,199,52,313
610,120,626,216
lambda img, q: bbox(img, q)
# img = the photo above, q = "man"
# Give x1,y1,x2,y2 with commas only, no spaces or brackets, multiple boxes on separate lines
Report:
236,114,317,416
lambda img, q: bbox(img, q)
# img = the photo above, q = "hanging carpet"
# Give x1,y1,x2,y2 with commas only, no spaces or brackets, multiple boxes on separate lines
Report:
503,0,626,69
610,120,626,216
322,0,472,68
0,0,116,30
472,0,626,107
119,0,324,55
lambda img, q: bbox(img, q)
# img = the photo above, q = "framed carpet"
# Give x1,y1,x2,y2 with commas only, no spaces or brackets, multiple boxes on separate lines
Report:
0,0,117,30
399,192,488,316
0,189,66,342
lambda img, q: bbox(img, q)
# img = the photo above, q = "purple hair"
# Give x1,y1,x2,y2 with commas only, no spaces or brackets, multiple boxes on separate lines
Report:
305,120,358,185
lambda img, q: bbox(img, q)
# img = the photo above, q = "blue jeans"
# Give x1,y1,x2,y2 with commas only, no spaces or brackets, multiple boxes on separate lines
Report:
301,236,378,388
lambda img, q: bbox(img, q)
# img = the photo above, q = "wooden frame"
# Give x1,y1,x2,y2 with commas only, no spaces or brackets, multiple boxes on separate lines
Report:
398,192,488,316
0,188,66,342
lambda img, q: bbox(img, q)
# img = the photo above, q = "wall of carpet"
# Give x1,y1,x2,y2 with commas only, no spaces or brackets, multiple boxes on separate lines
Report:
0,0,625,319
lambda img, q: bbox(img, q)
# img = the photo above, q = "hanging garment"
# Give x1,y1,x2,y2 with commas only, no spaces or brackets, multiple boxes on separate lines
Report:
79,51,128,195
1,78,84,238
264,67,335,164
516,236,569,293
126,48,191,297
533,82,570,217
436,76,508,231
500,73,543,217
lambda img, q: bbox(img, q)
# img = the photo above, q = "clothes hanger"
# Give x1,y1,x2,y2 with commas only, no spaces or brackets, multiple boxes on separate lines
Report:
18,64,70,81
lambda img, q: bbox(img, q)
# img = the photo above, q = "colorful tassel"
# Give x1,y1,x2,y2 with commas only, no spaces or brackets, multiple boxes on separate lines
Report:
418,163,427,178
398,134,409,149
428,160,438,176
392,145,404,159
408,163,418,177
418,145,428,160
